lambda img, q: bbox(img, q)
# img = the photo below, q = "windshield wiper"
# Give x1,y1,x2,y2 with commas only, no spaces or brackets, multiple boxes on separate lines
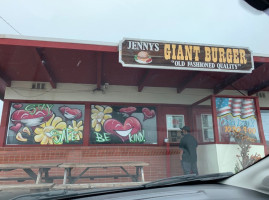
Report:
143,172,234,188
11,186,144,200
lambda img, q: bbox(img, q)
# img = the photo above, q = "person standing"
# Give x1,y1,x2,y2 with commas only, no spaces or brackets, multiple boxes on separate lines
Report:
179,126,198,175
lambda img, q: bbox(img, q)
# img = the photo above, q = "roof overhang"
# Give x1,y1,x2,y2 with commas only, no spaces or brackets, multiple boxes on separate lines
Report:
0,34,269,100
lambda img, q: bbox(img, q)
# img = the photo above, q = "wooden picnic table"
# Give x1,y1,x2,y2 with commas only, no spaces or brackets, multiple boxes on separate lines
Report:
0,162,149,186
58,162,149,184
0,163,61,184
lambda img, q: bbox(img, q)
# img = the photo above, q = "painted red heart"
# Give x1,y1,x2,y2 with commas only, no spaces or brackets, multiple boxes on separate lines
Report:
119,107,136,115
104,117,141,142
142,108,155,121
10,123,22,133
13,104,23,109
11,109,53,127
59,106,82,120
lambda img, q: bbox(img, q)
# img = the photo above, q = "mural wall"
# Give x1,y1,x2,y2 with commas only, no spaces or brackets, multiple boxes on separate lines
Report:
6,103,85,145
90,105,157,144
216,98,260,143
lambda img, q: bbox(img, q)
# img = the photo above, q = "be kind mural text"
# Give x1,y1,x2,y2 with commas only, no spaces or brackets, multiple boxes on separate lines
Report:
90,105,157,144
6,103,85,145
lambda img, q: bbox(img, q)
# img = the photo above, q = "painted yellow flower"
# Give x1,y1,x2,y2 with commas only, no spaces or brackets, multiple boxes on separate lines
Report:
68,120,83,140
34,115,67,145
91,105,112,132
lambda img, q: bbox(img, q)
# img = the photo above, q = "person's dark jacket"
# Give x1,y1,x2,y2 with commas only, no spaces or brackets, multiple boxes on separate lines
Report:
179,133,198,163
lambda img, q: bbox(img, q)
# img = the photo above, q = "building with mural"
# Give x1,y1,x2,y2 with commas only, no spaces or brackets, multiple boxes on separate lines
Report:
0,35,268,182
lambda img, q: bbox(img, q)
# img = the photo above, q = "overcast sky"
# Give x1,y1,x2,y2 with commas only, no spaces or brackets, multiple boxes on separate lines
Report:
0,0,269,55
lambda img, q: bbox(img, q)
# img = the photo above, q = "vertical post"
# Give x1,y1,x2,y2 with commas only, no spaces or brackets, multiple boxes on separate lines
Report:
211,96,220,143
156,105,164,145
0,100,11,146
83,103,90,146
140,167,145,182
187,106,195,137
166,141,170,178
254,97,267,155
36,168,43,184
96,52,103,90
63,168,68,184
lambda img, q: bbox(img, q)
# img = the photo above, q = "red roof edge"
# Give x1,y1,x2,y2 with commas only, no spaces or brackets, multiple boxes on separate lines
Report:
0,36,118,52
254,56,269,63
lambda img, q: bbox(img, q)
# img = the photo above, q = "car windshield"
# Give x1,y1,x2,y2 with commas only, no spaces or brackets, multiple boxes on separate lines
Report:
0,0,269,199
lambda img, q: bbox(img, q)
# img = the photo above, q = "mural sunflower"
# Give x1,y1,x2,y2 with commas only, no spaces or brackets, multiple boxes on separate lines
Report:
34,115,67,145
68,120,83,140
91,105,112,132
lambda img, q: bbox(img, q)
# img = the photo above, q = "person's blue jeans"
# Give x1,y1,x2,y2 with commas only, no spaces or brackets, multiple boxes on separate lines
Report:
181,161,198,175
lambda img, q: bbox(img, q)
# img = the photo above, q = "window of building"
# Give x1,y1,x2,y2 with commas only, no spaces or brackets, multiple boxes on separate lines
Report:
261,110,269,145
216,97,260,143
90,105,157,144
6,103,85,145
201,114,214,142
166,115,184,143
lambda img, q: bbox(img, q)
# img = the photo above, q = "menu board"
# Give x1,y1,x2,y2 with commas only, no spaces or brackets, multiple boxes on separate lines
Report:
166,115,184,129
90,105,157,144
216,98,260,142
6,103,85,145
166,115,184,143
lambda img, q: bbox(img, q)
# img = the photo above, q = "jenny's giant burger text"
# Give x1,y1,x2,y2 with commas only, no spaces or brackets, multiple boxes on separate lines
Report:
119,39,253,73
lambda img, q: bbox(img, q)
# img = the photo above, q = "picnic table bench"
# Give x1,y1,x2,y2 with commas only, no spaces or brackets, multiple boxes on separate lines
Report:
0,183,54,191
58,162,149,184
0,163,61,184
0,162,149,186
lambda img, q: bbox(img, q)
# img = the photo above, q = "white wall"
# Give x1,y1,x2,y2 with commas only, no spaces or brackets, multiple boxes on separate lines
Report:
257,93,269,107
4,81,212,104
197,144,265,175
197,144,219,175
5,81,265,105
216,144,265,173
